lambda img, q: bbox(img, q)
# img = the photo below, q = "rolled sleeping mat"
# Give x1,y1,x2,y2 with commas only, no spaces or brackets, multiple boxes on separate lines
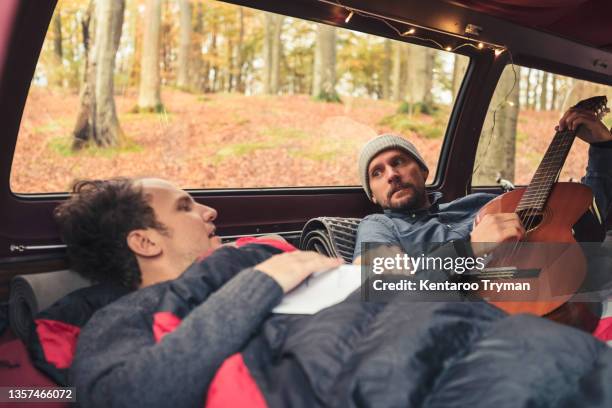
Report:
300,217,361,264
9,270,92,342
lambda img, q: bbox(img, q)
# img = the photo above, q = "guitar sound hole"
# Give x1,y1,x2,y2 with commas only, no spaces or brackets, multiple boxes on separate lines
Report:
517,209,544,232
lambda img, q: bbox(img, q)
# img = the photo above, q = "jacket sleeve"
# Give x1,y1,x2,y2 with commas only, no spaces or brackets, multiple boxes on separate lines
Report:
71,268,283,408
582,142,612,222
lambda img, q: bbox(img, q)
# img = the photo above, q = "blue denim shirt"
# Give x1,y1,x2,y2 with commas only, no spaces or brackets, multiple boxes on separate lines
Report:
353,144,612,260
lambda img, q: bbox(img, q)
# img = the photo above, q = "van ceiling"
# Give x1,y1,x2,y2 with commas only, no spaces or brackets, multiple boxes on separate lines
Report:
449,0,612,51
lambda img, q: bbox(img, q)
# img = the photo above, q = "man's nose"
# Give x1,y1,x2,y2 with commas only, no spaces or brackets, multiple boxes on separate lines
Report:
386,166,400,183
200,205,217,222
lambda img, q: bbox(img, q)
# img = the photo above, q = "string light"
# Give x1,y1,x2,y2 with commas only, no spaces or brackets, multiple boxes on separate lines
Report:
333,0,507,56
344,10,354,23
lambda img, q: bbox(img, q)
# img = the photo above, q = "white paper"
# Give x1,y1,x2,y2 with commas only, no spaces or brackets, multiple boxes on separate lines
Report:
272,264,362,315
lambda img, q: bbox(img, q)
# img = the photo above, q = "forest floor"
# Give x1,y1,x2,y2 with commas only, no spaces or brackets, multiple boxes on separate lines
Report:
12,87,593,193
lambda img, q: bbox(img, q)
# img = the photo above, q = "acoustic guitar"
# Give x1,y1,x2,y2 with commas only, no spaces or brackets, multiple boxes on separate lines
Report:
471,95,609,327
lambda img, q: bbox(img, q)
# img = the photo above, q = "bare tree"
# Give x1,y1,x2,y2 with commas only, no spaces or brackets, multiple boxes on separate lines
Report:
72,0,125,149
312,24,339,101
137,0,163,112
381,39,391,100
474,68,520,184
525,69,533,109
190,2,205,92
422,48,435,107
176,0,192,90
208,22,218,92
391,41,403,101
540,71,549,111
234,8,245,93
405,45,434,109
551,74,558,110
51,8,63,87
263,12,283,94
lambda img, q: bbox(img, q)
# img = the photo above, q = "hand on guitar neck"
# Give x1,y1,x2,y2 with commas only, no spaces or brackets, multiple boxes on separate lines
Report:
556,107,612,144
471,102,611,259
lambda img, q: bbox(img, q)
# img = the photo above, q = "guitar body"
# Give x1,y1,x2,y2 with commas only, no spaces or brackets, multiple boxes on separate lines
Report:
474,182,594,316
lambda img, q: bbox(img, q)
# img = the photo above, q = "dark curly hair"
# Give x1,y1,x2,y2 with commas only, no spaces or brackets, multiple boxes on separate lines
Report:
54,178,166,289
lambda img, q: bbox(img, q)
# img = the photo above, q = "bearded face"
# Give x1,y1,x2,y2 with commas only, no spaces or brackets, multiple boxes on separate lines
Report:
367,149,429,211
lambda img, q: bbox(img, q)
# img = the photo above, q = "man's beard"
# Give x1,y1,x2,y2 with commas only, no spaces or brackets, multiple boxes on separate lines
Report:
385,182,425,211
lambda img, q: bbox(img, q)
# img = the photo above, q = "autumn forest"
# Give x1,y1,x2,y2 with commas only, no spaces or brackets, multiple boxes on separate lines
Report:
12,0,612,193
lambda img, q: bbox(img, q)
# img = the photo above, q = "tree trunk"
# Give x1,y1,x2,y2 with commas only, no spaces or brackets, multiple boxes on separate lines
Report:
51,9,63,87
235,7,245,93
190,2,205,92
226,36,234,92
391,41,403,102
263,12,283,94
540,71,549,111
525,69,533,109
405,45,428,107
72,1,95,149
208,25,218,92
474,68,520,184
551,74,558,110
72,0,125,149
312,24,339,101
177,0,191,89
381,39,391,100
137,0,163,112
422,48,435,107
535,71,543,111
94,0,125,146
128,0,141,87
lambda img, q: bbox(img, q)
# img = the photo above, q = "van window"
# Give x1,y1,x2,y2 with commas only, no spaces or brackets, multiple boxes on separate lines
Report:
474,65,612,186
12,0,469,193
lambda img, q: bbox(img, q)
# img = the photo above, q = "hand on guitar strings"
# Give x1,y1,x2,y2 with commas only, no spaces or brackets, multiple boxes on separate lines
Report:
556,108,611,144
470,213,525,257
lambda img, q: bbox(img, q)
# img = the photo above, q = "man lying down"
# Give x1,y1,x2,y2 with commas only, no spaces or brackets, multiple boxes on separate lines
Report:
53,178,612,408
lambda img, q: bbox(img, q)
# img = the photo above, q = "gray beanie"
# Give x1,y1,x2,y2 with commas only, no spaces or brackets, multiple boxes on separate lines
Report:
358,134,428,200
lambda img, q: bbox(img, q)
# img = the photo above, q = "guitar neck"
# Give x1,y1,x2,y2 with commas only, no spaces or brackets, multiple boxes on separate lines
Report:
516,129,576,213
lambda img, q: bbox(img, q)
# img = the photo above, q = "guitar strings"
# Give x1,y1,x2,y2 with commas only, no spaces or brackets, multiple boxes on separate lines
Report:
522,97,604,237
496,128,570,269
522,129,573,233
509,132,572,264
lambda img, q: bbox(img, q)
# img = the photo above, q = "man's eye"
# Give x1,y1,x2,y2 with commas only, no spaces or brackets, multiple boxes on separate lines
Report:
371,170,381,178
179,203,192,211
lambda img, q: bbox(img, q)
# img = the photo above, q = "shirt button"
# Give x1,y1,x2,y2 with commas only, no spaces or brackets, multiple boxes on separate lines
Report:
412,214,416,218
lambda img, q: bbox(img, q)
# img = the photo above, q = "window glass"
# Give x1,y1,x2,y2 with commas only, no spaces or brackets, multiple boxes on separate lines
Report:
474,65,612,186
12,0,469,193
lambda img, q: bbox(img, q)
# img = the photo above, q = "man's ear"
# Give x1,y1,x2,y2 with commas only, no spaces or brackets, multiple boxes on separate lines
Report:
422,168,429,183
127,229,162,257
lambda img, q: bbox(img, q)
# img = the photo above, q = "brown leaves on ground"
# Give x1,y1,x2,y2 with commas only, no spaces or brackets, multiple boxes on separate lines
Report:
12,87,588,193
